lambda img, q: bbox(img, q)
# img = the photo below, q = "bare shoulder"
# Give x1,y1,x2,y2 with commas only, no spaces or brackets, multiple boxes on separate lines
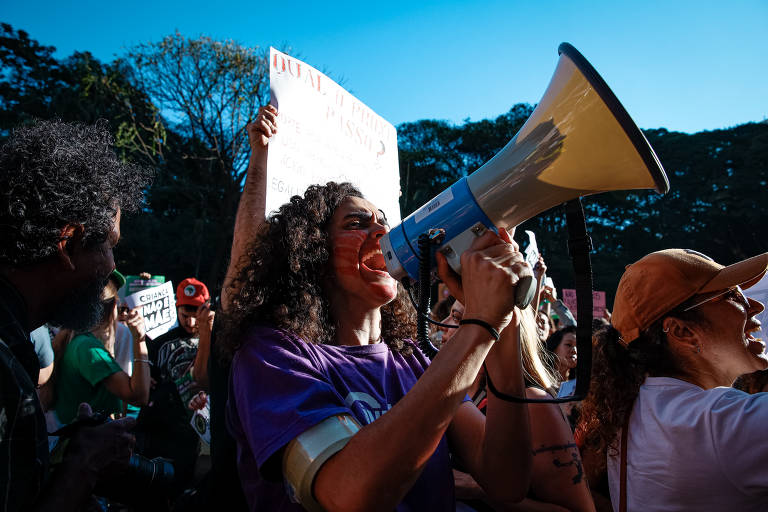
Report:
524,388,572,443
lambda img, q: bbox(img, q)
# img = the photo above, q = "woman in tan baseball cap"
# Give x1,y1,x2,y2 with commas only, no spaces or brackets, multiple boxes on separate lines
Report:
577,249,768,512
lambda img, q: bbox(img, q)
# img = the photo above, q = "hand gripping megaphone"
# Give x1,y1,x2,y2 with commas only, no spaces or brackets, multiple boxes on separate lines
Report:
381,43,669,305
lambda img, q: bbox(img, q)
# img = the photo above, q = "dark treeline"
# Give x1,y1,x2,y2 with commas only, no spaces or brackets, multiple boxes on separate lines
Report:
3,23,767,303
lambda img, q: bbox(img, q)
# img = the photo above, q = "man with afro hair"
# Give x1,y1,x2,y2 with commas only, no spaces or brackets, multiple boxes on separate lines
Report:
0,118,152,510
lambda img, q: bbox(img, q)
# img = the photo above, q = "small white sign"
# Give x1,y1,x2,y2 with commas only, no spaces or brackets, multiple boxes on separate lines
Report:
123,282,178,339
190,402,211,445
267,48,402,223
524,230,540,269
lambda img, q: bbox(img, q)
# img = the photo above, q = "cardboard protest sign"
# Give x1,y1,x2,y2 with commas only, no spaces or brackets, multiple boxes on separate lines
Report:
561,289,607,319
592,291,607,318
523,230,540,269
123,282,178,339
267,48,402,223
562,289,577,315
191,403,211,445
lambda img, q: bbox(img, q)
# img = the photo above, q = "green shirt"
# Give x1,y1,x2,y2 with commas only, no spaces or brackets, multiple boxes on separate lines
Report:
55,333,123,424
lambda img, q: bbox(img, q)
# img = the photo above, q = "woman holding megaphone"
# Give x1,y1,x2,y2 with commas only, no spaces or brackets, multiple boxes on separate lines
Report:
220,106,543,511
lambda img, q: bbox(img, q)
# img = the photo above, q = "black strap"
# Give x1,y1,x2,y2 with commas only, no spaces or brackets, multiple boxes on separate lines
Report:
564,198,594,400
484,199,595,404
619,410,631,512
459,319,500,341
484,362,528,403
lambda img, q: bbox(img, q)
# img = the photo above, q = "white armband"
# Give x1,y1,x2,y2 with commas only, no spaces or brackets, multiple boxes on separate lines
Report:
283,414,361,511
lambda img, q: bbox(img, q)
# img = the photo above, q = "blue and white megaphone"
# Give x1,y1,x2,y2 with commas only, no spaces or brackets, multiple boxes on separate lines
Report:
381,43,669,305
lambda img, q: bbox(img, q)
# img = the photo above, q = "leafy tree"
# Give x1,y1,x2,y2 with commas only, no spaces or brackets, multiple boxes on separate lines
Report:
0,23,63,135
0,23,163,153
121,32,270,285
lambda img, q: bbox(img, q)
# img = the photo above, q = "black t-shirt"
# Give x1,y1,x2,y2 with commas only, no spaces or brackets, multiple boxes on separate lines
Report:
137,325,202,483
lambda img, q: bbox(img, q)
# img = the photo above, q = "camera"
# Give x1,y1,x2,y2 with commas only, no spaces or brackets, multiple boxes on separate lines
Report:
52,412,176,501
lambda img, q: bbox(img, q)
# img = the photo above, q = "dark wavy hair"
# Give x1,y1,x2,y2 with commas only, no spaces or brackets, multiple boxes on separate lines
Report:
576,308,705,473
221,182,417,359
0,118,153,267
545,325,576,352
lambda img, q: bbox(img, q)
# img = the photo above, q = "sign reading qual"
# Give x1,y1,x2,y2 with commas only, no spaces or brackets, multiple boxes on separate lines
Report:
266,48,402,224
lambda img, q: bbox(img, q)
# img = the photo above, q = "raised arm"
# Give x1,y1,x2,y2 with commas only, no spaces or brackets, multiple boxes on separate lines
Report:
220,105,276,312
312,230,532,511
103,308,150,406
191,301,214,388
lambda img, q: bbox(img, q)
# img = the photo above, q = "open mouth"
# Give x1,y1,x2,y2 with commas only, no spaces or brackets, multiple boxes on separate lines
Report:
360,247,388,272
745,323,765,353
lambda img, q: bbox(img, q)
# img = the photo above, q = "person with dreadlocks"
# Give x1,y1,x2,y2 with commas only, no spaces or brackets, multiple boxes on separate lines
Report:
221,106,535,511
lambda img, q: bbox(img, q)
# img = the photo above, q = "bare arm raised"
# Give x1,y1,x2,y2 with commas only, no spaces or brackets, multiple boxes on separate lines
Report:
220,105,276,312
103,308,150,406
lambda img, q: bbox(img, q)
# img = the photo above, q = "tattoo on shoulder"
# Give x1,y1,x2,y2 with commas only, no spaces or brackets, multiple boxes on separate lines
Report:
531,443,584,484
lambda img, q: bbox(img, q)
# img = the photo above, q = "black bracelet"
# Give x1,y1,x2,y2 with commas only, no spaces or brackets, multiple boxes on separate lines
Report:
483,363,528,403
458,319,500,341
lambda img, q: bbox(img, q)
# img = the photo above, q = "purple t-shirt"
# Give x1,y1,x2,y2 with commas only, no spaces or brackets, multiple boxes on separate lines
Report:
227,326,456,511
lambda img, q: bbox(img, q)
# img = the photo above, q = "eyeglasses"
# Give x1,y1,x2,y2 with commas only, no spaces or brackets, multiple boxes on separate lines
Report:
681,285,750,312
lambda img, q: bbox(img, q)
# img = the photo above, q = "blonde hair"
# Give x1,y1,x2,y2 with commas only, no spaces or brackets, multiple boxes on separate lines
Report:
93,278,120,355
519,306,559,392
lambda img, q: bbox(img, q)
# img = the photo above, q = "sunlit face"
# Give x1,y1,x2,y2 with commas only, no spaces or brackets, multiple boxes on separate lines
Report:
440,301,465,345
555,332,578,370
692,288,767,376
49,209,121,331
327,197,398,308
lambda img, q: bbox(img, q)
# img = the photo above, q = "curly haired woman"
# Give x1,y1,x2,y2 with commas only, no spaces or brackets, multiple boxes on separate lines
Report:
221,106,536,511
578,249,768,511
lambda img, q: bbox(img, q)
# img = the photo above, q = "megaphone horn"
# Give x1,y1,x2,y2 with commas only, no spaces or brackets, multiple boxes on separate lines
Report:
381,43,669,287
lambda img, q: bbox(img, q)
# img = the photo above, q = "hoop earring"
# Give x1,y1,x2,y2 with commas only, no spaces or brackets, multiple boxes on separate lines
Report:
663,327,670,333
695,345,701,354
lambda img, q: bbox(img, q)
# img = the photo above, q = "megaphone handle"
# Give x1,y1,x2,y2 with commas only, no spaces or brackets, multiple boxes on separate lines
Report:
515,275,536,309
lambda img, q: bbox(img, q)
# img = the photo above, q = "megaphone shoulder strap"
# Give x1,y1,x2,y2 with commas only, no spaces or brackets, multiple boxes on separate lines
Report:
565,198,594,400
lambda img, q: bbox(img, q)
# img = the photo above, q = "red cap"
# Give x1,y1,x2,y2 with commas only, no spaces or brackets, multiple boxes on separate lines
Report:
176,278,210,308
612,249,768,345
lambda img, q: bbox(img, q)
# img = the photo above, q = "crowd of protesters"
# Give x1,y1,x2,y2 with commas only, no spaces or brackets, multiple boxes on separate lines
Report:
1,106,767,512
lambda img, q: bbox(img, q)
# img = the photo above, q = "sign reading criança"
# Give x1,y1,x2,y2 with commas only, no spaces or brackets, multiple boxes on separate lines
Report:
266,47,402,223
123,281,178,339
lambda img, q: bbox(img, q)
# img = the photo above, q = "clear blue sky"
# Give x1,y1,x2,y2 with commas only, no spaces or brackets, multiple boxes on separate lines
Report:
4,0,767,133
